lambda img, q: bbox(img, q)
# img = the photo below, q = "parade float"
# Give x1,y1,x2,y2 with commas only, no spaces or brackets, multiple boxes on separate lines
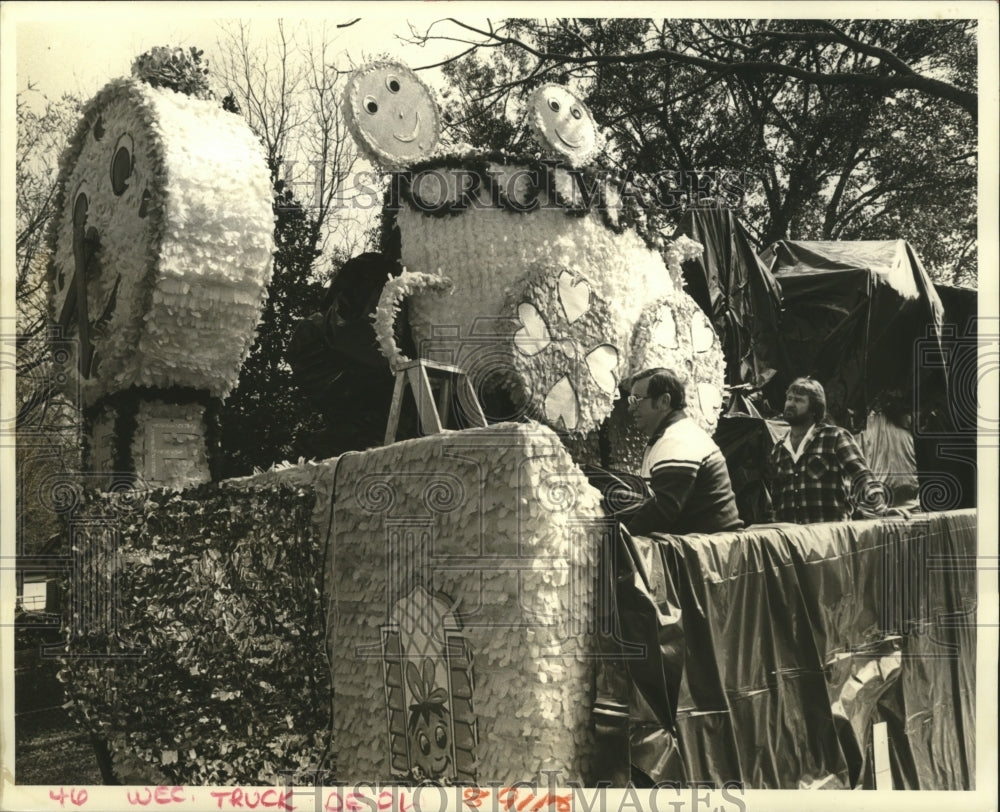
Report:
341,63,725,462
46,47,275,490
48,56,976,793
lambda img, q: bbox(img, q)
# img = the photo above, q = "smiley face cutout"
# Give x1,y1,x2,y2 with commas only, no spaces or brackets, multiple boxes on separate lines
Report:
528,84,601,167
344,61,441,169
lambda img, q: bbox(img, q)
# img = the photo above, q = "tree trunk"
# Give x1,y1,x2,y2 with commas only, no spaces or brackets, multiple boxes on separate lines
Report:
90,733,121,785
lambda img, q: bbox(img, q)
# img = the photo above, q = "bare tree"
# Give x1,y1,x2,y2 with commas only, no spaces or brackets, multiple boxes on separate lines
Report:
15,90,82,433
14,89,84,557
16,91,81,349
410,18,977,120
213,19,368,264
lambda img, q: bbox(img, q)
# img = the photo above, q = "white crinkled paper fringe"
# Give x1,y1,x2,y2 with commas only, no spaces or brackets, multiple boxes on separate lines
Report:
394,163,727,434
48,78,275,404
373,270,454,368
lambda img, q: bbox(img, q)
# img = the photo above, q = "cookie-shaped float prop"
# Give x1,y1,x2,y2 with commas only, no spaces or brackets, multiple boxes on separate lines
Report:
344,64,724,467
343,61,442,169
527,82,603,166
47,53,275,489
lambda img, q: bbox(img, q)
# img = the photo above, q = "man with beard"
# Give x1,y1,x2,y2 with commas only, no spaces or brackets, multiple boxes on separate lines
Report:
768,377,909,524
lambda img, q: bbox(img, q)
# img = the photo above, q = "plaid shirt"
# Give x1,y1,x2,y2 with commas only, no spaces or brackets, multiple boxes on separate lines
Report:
768,423,886,524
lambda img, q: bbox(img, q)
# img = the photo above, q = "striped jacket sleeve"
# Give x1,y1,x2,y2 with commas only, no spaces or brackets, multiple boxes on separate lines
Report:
625,456,699,536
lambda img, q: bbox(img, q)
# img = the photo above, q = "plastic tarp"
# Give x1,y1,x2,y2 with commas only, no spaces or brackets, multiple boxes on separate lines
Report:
857,412,920,508
711,414,785,525
911,284,978,510
758,240,946,431
934,284,978,339
599,509,976,789
673,209,783,388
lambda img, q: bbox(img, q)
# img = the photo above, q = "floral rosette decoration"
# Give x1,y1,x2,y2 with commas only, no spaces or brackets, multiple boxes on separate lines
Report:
46,72,275,406
501,269,624,433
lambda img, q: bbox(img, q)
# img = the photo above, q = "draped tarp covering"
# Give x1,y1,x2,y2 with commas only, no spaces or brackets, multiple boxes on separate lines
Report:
758,240,946,431
913,284,978,511
603,510,976,789
711,414,786,525
673,209,783,388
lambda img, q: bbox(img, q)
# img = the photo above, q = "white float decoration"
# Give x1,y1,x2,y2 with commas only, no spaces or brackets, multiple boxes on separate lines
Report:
342,64,726,444
47,77,275,406
393,164,723,435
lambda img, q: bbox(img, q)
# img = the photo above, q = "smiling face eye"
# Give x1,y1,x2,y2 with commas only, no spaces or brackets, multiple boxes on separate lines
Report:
364,96,379,114
417,731,431,756
73,192,89,228
110,133,134,196
434,723,447,749
571,107,582,120
547,97,561,113
386,76,401,93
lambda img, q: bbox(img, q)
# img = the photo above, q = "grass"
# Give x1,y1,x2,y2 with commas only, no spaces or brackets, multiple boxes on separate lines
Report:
15,629,105,787
15,706,104,786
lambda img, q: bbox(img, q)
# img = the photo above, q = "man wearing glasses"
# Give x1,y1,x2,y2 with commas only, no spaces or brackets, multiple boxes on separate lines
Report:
623,367,742,536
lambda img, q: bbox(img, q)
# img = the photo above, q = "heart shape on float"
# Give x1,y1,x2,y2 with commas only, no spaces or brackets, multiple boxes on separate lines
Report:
698,382,723,415
544,375,579,431
558,271,591,323
514,302,552,356
691,317,716,353
652,308,678,349
585,344,619,393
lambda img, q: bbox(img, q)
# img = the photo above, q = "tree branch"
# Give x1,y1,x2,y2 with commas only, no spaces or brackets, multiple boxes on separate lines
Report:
425,18,977,120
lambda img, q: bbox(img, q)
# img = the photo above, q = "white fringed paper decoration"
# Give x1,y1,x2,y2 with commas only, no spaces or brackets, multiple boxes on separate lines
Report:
395,159,727,433
48,78,275,405
317,423,606,784
373,270,454,368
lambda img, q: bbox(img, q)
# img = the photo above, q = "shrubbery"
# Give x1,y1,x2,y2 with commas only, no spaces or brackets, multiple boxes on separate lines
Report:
131,46,213,99
57,483,332,785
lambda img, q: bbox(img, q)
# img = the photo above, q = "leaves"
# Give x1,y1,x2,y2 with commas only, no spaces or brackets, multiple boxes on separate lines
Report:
131,46,214,100
58,483,333,785
429,18,977,286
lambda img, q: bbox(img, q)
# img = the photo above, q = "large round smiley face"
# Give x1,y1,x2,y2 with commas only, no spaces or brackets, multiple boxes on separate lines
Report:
344,61,441,169
528,84,601,166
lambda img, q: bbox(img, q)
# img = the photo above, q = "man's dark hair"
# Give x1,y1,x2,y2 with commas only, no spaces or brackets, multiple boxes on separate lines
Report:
787,377,827,422
631,367,687,410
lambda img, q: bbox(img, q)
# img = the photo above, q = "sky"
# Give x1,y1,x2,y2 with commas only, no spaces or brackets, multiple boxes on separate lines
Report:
12,3,482,105
6,2,500,265
4,1,998,290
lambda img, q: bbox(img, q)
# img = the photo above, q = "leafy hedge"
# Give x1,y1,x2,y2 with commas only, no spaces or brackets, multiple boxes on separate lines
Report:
57,483,332,785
